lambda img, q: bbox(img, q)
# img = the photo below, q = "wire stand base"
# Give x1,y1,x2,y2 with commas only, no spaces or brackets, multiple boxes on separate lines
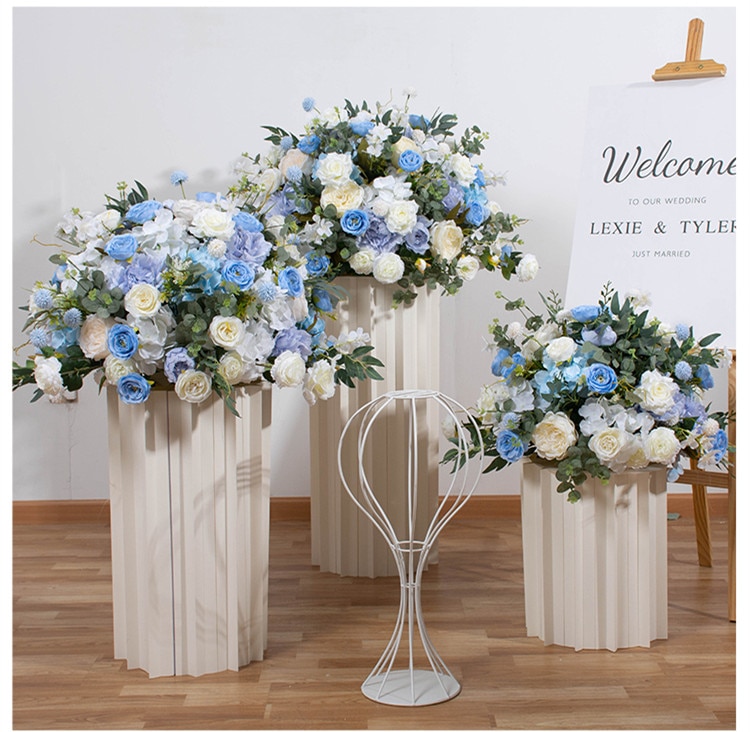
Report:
361,670,460,707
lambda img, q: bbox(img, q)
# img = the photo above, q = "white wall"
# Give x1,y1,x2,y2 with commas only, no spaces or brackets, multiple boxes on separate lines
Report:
12,6,736,500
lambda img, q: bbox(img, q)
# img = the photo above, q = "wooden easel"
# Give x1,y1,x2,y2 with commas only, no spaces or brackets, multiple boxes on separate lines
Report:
653,18,734,622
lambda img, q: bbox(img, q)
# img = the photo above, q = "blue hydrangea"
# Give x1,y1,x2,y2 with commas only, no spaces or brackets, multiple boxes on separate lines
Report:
227,230,272,267
358,215,400,253
272,328,313,358
491,349,526,379
404,218,430,255
581,324,617,347
711,429,729,461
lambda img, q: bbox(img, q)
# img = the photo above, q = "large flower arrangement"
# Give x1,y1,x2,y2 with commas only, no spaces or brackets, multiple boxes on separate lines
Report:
455,285,732,502
228,91,538,307
12,176,383,413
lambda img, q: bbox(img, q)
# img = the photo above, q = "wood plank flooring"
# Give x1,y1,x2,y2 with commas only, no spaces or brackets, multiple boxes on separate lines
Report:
13,505,735,730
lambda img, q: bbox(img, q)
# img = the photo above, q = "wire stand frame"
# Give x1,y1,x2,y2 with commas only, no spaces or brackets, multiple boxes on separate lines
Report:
338,389,484,706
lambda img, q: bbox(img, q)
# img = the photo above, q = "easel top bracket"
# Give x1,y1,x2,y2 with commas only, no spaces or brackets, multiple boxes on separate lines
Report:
652,18,726,81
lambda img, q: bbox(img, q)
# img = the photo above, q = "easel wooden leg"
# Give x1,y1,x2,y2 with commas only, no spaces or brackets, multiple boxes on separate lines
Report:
691,473,713,567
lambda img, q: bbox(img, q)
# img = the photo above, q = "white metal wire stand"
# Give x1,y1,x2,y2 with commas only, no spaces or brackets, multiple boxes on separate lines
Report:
338,389,483,706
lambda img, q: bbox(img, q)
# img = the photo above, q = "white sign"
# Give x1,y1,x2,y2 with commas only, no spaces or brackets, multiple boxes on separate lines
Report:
566,81,735,345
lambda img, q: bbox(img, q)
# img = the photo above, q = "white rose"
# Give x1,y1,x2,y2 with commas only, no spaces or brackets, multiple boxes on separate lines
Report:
104,355,135,386
271,351,306,388
349,248,376,275
320,180,364,214
645,427,681,464
208,316,245,350
124,283,162,318
430,220,464,261
315,152,353,187
218,352,245,386
385,199,419,234
78,315,110,360
448,153,477,187
279,148,312,178
191,208,235,240
33,356,64,397
174,369,213,403
634,370,679,415
372,252,405,284
532,412,577,461
94,209,121,235
545,336,577,364
303,360,336,405
257,167,282,196
517,253,539,282
171,199,204,221
290,294,310,323
391,136,420,166
456,255,480,281
588,427,632,468
626,438,651,470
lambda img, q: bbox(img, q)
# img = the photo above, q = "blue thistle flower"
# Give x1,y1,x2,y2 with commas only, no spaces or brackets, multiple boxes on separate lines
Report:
29,327,50,349
170,170,189,186
62,307,83,328
34,289,54,309
302,97,315,112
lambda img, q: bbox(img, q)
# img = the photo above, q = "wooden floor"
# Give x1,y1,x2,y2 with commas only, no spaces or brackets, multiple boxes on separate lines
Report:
13,504,735,730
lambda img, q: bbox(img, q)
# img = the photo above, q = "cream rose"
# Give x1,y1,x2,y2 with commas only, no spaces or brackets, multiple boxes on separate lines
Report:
349,248,376,275
545,336,577,364
279,148,311,178
532,412,577,461
208,316,245,350
175,369,213,403
315,152,354,187
218,352,245,386
448,153,477,187
124,283,162,318
33,356,64,397
320,180,364,214
430,220,464,261
372,252,405,284
588,427,632,468
626,439,651,470
257,167,282,196
385,199,419,234
456,255,480,281
191,208,235,240
78,315,110,360
517,253,539,282
644,427,681,464
634,370,679,415
271,351,306,388
303,360,336,405
104,355,135,386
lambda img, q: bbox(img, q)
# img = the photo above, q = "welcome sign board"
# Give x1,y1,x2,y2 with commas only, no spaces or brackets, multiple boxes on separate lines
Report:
565,81,735,345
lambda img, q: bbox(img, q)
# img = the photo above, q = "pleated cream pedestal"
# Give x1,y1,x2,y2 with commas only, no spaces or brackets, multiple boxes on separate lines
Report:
310,277,440,578
107,385,272,678
521,460,668,651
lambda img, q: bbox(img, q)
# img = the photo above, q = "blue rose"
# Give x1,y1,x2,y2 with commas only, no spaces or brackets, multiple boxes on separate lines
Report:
222,260,255,290
305,253,330,277
349,119,374,136
233,211,264,232
465,201,489,227
312,287,335,312
711,429,729,461
108,324,139,360
570,304,601,322
585,363,618,394
491,349,525,379
195,191,218,203
696,363,714,389
496,430,526,463
164,347,195,384
124,200,162,224
117,373,151,405
105,233,139,261
581,324,617,347
297,134,320,154
398,149,424,173
340,209,370,236
278,267,304,298
408,114,429,130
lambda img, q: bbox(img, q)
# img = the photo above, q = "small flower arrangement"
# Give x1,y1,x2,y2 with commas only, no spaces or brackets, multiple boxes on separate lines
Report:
453,284,732,502
228,91,538,307
13,175,383,413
